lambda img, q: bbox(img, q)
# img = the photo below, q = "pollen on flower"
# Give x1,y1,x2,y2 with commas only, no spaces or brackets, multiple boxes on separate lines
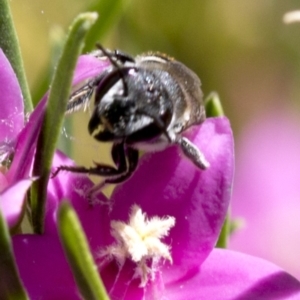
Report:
100,204,175,286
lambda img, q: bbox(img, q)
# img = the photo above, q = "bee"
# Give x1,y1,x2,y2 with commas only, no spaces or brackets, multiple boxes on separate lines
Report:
55,45,209,191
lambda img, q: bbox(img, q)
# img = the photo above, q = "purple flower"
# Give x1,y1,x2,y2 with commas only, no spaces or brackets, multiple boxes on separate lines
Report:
0,50,24,155
12,117,232,298
0,48,34,229
9,53,300,299
230,109,300,280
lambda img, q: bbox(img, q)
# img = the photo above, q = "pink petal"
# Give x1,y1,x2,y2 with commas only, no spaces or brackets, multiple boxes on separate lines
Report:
13,235,80,300
0,179,33,228
12,152,110,299
162,248,300,300
73,54,110,84
14,234,300,300
0,49,24,160
44,151,109,247
230,110,300,279
99,259,143,300
6,100,45,182
110,117,234,282
0,172,8,191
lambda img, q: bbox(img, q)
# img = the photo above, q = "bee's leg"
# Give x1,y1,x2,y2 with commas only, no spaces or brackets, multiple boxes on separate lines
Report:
52,144,137,178
51,162,121,178
106,143,139,184
52,143,139,193
86,144,139,197
176,137,210,170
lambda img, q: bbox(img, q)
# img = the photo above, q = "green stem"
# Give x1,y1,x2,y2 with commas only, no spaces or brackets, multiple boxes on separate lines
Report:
0,0,33,113
204,92,224,117
216,214,229,248
31,12,98,234
58,202,110,300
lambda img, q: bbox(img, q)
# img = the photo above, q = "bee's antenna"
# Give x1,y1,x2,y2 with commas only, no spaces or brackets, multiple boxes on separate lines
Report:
96,43,128,96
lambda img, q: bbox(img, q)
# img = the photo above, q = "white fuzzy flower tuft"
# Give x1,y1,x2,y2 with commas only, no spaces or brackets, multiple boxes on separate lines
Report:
101,204,175,286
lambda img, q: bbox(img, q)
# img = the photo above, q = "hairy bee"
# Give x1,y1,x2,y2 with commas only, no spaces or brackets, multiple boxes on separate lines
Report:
56,46,209,190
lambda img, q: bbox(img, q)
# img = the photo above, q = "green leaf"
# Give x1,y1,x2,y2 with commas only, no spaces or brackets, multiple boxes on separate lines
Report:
216,214,229,248
204,92,225,117
31,12,98,234
58,202,109,300
83,0,129,52
0,211,29,299
0,0,33,112
206,91,227,248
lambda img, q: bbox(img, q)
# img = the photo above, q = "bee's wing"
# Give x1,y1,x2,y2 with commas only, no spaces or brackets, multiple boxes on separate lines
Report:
66,81,96,114
66,47,134,115
66,49,111,114
136,53,205,129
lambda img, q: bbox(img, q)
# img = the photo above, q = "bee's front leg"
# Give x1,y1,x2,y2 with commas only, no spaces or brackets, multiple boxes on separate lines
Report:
176,136,209,170
52,142,139,192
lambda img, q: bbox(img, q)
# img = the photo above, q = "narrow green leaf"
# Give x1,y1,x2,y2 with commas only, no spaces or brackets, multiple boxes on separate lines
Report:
58,202,109,300
205,92,225,117
0,0,33,112
216,214,229,248
31,12,98,234
0,211,29,299
207,92,227,248
83,0,129,52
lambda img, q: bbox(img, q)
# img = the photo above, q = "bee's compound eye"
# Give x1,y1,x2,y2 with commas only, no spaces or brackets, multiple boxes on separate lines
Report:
99,99,135,132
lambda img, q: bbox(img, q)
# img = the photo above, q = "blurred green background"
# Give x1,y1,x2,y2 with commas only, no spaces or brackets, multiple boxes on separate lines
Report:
11,0,300,131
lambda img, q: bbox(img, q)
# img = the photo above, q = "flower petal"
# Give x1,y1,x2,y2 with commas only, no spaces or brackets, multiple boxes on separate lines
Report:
73,53,110,84
0,179,33,228
0,49,24,161
13,235,81,300
12,152,110,299
13,232,145,300
110,117,234,282
6,99,45,183
0,172,8,191
230,110,300,280
44,151,109,246
161,249,300,300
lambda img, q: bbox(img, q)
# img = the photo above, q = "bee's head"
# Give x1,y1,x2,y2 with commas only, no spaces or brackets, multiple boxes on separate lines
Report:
88,68,175,143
